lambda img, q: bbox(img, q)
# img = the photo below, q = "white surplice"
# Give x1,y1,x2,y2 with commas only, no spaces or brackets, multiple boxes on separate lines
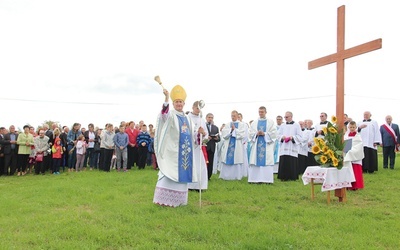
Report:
187,112,208,190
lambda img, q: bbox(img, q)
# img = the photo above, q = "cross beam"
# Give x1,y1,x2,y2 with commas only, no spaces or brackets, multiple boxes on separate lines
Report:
308,5,382,130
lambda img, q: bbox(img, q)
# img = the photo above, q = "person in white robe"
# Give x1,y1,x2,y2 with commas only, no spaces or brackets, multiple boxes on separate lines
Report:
214,123,226,174
187,101,208,191
344,121,364,190
305,119,318,167
153,85,201,207
238,113,249,177
219,110,246,180
297,120,309,175
314,112,329,139
248,106,277,183
277,111,302,181
357,111,382,173
273,115,283,173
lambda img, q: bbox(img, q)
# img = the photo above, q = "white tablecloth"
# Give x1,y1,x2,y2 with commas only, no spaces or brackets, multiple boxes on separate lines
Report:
302,166,355,192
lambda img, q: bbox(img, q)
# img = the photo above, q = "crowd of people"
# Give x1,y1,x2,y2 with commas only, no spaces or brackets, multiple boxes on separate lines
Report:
0,121,156,176
1,89,398,208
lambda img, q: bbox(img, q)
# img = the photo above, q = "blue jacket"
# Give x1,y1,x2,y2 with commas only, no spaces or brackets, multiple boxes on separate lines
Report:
137,131,151,147
380,123,400,147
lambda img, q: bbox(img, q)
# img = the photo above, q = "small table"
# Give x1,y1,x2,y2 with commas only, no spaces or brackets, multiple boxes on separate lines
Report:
302,166,355,204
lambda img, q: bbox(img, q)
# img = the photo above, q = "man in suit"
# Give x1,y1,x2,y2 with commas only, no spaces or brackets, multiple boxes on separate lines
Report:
205,113,220,180
380,115,400,169
3,125,19,175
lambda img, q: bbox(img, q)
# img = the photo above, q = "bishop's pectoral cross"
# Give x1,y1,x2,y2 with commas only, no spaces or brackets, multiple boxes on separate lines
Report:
308,5,382,202
308,5,382,131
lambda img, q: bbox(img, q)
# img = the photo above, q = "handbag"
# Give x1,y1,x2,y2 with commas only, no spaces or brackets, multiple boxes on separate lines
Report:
36,153,44,162
94,143,101,152
68,146,76,155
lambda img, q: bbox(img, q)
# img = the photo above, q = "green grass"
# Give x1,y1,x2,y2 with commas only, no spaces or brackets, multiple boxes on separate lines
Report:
1,157,400,249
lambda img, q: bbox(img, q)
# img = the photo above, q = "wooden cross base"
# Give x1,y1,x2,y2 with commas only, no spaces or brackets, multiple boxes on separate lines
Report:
310,178,347,204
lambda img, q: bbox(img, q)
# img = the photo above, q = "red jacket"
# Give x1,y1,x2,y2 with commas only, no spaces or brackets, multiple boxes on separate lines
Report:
126,128,140,147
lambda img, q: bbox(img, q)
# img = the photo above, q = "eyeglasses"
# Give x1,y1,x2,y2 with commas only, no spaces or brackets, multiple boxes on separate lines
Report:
284,116,289,118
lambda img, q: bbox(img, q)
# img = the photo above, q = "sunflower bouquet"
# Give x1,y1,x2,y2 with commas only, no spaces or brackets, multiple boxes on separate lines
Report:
311,116,346,169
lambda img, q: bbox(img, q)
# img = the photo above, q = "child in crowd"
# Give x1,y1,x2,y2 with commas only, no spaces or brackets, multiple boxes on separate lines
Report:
75,134,87,172
52,138,63,174
136,124,151,170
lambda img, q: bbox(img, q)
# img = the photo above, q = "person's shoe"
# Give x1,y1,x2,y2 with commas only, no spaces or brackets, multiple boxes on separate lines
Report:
17,172,21,176
53,172,57,175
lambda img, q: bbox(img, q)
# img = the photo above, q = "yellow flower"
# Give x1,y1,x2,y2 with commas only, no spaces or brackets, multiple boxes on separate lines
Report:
322,127,328,135
328,127,337,134
332,157,339,167
327,150,335,159
312,145,321,154
331,116,337,123
314,137,325,146
320,155,328,164
322,146,329,154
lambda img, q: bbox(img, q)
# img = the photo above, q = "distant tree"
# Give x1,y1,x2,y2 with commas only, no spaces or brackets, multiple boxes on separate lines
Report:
42,120,61,130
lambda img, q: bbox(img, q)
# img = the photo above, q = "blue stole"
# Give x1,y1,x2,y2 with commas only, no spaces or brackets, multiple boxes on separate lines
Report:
256,120,267,166
225,122,238,165
177,115,193,182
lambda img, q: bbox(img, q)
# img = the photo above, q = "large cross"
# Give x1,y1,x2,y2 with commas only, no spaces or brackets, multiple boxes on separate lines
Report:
308,5,382,130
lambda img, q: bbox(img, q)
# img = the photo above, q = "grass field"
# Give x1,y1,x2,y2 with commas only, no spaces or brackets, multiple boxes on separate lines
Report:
1,157,400,249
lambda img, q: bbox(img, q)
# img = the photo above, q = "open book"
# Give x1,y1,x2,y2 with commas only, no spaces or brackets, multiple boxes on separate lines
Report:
343,138,352,153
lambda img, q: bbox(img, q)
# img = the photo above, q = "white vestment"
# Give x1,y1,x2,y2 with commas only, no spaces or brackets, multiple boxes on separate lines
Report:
248,118,277,183
187,112,208,190
242,122,250,177
153,104,198,207
219,121,245,180
357,120,382,149
305,127,316,153
314,122,329,139
344,132,364,167
298,129,309,157
277,122,302,158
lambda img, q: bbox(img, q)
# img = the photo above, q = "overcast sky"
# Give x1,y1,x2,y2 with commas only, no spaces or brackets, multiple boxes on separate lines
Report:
0,0,397,130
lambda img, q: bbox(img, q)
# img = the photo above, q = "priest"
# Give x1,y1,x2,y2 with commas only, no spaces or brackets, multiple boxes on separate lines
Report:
357,111,381,173
187,101,208,191
248,106,277,184
219,110,246,180
277,111,302,181
153,85,200,207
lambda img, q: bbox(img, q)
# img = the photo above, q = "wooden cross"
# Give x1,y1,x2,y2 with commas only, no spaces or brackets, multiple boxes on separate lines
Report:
308,5,382,130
